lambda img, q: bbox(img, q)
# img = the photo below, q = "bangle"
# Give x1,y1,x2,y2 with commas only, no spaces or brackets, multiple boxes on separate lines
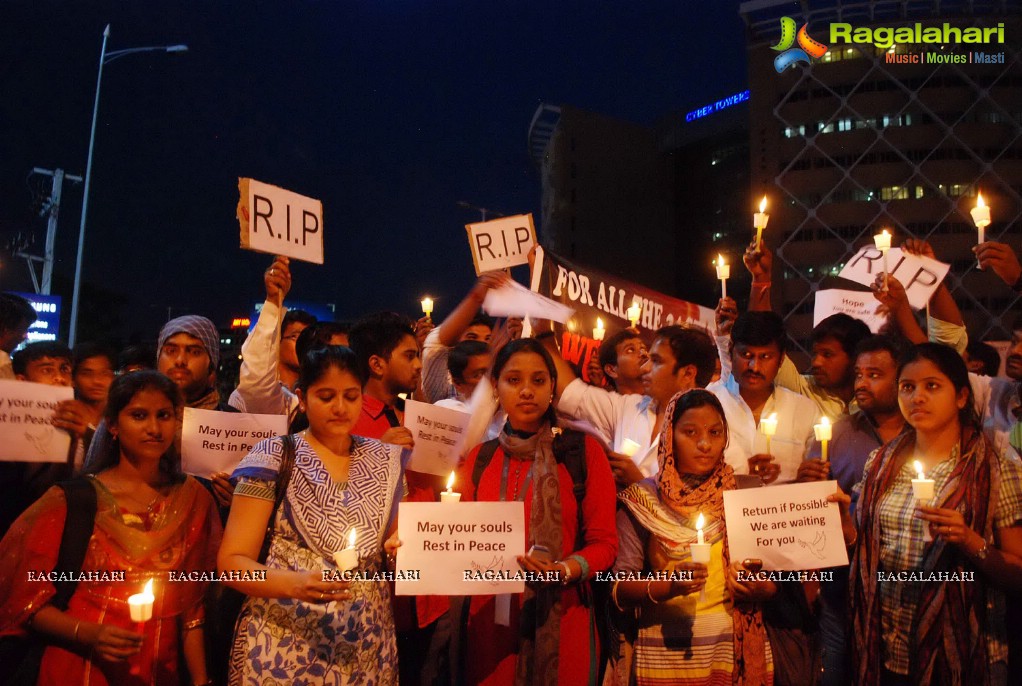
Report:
645,580,662,605
845,529,858,548
558,561,573,584
568,554,590,581
184,617,205,630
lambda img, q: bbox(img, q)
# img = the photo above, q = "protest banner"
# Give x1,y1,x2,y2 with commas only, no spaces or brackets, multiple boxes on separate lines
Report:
237,178,324,264
403,399,471,476
813,288,884,333
537,249,716,382
722,480,848,570
838,247,950,310
465,214,537,274
181,407,287,476
0,380,73,463
395,501,526,595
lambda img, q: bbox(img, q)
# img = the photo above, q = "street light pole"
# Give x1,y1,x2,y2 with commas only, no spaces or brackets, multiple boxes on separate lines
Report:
68,25,188,346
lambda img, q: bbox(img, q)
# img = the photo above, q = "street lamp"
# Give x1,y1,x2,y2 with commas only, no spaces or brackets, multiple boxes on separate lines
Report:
69,24,188,346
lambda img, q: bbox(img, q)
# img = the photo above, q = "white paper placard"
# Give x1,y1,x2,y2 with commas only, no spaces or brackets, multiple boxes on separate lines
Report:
838,247,950,310
181,407,288,476
483,280,574,322
813,289,884,332
403,399,471,476
395,501,526,595
465,214,536,274
722,480,848,570
0,380,73,463
238,178,324,264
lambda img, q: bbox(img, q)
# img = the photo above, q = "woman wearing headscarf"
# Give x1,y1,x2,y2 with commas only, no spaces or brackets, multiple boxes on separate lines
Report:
611,389,775,685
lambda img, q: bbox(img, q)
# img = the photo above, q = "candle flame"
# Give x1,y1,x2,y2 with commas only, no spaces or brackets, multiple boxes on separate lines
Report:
696,513,705,530
758,196,767,213
717,253,726,267
596,317,604,329
977,193,985,208
767,412,777,423
420,297,433,314
820,416,830,427
348,528,357,548
142,578,153,596
913,460,924,479
446,471,456,491
882,229,890,238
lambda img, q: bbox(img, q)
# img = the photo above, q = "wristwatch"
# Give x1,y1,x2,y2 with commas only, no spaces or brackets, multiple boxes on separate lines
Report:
974,541,990,561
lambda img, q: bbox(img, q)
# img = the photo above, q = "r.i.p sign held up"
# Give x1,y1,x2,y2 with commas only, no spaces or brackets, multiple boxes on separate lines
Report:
237,178,324,264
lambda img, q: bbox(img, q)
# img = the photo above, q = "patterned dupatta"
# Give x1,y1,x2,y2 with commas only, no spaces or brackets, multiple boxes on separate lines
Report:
497,424,563,686
619,392,771,686
850,427,997,686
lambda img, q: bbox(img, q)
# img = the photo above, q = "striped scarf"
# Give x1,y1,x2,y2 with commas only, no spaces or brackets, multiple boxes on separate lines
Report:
850,427,996,685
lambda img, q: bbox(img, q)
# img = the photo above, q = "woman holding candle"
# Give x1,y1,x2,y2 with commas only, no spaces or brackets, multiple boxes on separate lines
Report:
0,370,221,686
611,389,775,685
457,337,618,685
831,343,1022,685
218,345,405,684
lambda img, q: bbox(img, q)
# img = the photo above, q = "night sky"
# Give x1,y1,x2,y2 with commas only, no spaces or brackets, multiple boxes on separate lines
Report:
0,0,746,342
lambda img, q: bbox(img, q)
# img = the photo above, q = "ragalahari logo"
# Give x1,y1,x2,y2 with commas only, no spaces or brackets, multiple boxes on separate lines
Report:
772,17,829,72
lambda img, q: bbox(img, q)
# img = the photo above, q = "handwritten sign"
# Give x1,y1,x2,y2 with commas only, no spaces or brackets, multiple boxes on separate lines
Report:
813,289,884,333
0,380,73,463
237,178,324,264
396,501,526,595
465,214,536,274
838,247,950,310
403,399,471,475
181,408,287,476
722,481,848,570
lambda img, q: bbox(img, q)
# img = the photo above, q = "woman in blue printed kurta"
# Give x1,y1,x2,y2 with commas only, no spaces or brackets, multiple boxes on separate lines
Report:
218,346,404,685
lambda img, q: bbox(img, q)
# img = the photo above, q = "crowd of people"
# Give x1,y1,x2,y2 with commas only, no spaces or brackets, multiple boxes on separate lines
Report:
0,236,1019,686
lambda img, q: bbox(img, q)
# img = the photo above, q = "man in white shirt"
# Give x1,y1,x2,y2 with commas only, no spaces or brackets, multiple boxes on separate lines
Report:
708,311,817,485
550,325,717,487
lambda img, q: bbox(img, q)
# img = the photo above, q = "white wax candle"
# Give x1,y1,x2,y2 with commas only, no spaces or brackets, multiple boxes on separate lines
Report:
971,193,991,230
441,471,462,503
814,417,832,460
627,302,642,327
420,297,434,318
760,412,778,437
333,528,359,572
620,438,641,458
753,196,769,230
128,579,155,623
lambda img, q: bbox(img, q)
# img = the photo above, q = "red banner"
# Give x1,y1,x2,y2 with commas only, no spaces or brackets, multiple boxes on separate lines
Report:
537,250,716,382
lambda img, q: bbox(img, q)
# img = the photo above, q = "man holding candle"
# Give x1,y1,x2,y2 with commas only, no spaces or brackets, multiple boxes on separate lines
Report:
707,311,817,485
798,334,909,686
740,244,872,419
549,326,716,488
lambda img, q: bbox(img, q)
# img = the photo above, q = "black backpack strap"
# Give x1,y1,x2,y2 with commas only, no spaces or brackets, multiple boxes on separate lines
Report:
52,478,98,610
471,439,500,495
552,430,589,551
258,434,296,563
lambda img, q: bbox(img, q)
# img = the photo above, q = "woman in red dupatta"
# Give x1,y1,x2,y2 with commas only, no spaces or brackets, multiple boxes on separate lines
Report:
831,343,1022,685
0,371,222,685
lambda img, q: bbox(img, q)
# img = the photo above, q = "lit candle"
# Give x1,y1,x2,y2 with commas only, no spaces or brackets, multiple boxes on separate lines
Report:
689,513,711,601
593,317,605,341
753,196,769,249
128,578,155,623
620,438,641,458
440,471,462,503
873,230,892,289
333,528,359,572
760,412,778,455
420,297,434,318
911,460,935,542
715,255,730,300
627,301,642,328
972,193,991,268
813,417,832,462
